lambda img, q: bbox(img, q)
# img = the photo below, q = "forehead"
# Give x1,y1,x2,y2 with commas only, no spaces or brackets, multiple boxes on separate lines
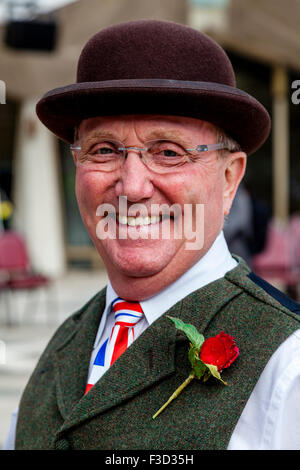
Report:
77,115,218,142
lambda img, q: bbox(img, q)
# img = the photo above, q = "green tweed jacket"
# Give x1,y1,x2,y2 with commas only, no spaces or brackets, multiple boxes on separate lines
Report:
15,259,300,450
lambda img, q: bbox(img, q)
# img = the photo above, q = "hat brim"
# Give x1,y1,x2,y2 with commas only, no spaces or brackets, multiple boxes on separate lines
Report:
36,79,270,155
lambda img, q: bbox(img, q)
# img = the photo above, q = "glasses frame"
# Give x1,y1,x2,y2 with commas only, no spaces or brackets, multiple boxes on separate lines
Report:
70,139,230,173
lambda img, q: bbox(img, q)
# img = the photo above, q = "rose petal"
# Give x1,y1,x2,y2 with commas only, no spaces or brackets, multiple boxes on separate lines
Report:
200,332,239,371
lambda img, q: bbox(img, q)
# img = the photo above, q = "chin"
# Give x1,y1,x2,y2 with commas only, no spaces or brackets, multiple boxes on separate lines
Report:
101,239,179,279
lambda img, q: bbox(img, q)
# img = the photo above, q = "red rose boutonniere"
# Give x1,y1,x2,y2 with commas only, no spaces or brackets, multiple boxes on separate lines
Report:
152,316,239,419
199,331,239,371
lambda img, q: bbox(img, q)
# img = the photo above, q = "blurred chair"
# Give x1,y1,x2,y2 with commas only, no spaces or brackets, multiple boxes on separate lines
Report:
290,215,300,265
0,230,50,324
252,219,300,300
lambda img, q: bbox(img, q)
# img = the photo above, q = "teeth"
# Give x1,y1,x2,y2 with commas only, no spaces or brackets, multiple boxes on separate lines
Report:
127,217,136,226
142,216,151,225
118,215,128,225
117,215,161,226
150,215,160,224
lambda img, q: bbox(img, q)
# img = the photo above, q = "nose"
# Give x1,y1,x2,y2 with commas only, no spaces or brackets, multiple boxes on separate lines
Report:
114,150,155,202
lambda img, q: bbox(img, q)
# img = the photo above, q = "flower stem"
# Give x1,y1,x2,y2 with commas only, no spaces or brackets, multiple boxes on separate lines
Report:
152,372,195,419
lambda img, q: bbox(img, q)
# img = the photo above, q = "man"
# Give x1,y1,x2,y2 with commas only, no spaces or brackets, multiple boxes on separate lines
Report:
6,20,300,450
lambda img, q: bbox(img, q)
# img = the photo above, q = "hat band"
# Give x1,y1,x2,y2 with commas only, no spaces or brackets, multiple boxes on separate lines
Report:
42,78,251,101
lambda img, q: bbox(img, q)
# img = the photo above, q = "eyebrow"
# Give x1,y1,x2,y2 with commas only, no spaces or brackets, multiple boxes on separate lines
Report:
78,130,122,153
143,129,191,145
79,128,193,147
80,130,119,142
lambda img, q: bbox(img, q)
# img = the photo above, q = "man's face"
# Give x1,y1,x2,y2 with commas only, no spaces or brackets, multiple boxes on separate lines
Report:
73,115,246,299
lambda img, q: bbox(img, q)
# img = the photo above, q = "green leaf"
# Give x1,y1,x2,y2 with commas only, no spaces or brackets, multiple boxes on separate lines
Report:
188,345,197,367
167,316,204,349
204,363,227,386
188,346,206,379
193,360,207,380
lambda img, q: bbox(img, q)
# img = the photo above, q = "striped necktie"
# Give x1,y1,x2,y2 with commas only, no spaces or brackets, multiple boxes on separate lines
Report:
85,298,144,394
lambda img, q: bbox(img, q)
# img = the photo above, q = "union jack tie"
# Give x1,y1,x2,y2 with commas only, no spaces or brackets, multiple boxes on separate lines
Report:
85,298,144,394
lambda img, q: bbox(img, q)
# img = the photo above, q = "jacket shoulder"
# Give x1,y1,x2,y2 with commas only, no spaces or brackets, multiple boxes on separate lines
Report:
225,257,300,322
41,287,107,356
247,271,300,315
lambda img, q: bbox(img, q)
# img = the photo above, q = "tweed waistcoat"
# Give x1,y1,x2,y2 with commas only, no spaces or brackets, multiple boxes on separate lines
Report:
15,259,300,450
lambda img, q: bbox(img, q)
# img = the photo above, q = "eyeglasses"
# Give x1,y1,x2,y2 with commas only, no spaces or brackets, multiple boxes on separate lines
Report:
70,138,229,174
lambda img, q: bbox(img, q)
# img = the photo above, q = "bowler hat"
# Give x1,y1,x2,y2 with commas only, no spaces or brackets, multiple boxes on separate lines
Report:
36,19,270,155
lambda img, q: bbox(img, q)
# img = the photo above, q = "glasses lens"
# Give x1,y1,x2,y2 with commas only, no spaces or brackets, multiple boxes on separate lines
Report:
146,140,188,172
76,140,124,172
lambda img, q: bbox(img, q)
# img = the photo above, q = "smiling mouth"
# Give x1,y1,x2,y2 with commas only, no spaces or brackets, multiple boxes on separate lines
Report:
116,214,172,226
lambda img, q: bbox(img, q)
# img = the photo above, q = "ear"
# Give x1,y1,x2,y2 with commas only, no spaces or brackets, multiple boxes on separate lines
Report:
223,152,247,216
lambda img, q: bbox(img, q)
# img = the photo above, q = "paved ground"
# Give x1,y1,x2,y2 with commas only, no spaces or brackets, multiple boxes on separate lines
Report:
0,268,108,449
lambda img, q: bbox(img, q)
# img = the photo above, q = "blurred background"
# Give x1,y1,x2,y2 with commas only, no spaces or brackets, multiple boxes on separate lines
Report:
1,0,300,448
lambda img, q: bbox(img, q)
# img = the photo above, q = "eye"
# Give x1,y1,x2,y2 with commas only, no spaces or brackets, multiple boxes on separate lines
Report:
91,141,120,155
95,146,113,155
162,149,179,157
88,141,121,158
149,140,186,158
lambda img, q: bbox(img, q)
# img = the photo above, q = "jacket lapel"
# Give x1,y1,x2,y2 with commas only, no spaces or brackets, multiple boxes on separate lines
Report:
55,269,243,436
53,290,106,419
56,298,183,435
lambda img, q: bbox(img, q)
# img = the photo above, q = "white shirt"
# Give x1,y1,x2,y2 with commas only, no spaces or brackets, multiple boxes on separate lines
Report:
3,231,300,450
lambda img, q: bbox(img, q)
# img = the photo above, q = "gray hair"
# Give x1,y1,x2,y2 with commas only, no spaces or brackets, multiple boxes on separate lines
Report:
215,126,242,157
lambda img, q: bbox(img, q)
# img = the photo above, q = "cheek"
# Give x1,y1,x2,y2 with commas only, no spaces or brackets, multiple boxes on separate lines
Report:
159,172,202,204
204,176,225,215
166,170,223,206
75,170,107,210
184,168,226,228
171,160,224,198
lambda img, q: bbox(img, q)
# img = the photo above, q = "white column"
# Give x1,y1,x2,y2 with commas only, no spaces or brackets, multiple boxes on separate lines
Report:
271,66,289,224
12,98,66,277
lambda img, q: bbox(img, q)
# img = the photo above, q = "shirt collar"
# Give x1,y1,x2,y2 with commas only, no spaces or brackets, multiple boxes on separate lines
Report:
94,230,237,348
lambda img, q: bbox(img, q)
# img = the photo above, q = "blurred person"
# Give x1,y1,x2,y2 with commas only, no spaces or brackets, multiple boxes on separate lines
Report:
4,20,300,451
223,183,253,265
223,183,271,266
